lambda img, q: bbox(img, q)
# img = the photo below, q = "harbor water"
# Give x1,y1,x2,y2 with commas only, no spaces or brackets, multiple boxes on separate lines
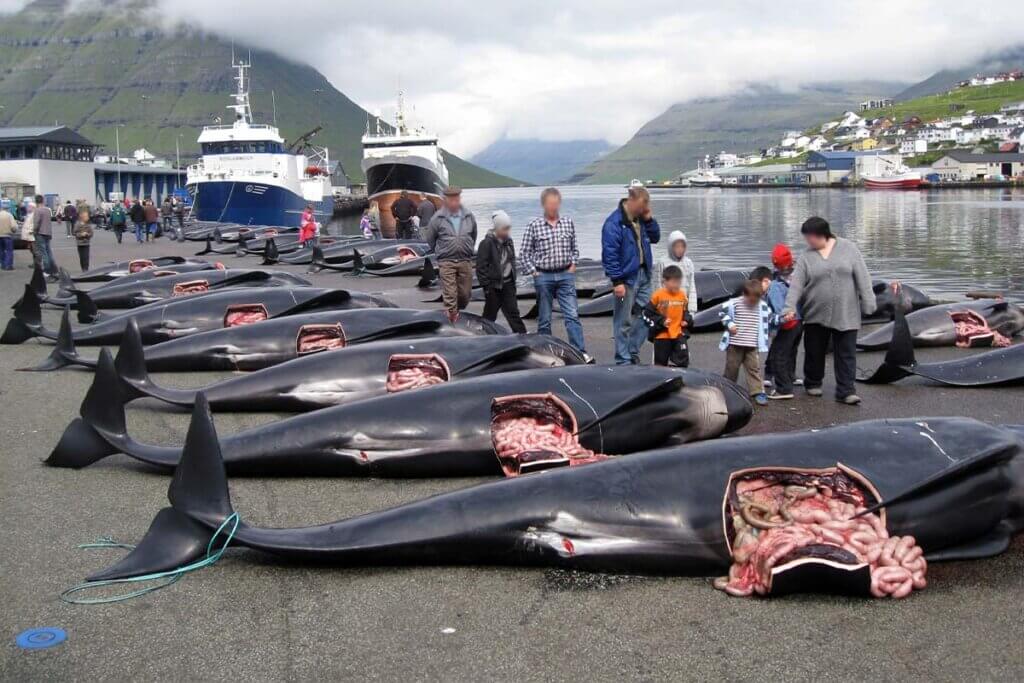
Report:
331,186,1024,301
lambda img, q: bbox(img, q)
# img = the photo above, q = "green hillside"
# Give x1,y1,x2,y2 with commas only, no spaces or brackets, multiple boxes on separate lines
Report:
894,45,1024,100
0,0,519,188
861,80,1024,121
573,81,906,184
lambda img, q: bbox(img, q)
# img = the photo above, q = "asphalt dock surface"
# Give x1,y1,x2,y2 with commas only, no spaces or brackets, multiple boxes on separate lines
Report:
2,232,1022,681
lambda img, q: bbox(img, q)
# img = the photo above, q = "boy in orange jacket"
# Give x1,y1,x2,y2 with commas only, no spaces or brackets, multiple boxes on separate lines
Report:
643,265,692,366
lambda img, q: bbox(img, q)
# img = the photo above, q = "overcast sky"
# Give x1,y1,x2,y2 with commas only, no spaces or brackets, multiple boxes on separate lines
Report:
6,1,1024,155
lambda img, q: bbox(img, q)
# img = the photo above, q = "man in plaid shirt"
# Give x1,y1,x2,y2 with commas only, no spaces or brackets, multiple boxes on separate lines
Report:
520,188,592,362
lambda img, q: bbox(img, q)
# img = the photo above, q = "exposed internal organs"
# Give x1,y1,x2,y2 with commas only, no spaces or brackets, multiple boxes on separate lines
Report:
952,310,1010,348
491,395,607,477
224,304,269,328
386,354,450,392
716,470,927,599
397,246,419,263
171,280,210,296
128,259,155,273
297,323,346,354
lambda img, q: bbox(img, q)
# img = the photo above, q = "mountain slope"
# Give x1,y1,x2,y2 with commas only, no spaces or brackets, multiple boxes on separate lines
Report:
895,45,1024,101
471,138,612,185
0,0,518,188
574,81,906,184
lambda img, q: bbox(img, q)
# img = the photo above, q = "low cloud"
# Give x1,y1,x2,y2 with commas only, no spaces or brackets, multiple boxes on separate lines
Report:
8,1,1024,155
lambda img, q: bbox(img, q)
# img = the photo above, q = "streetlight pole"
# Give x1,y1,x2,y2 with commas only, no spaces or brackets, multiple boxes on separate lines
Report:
115,125,122,197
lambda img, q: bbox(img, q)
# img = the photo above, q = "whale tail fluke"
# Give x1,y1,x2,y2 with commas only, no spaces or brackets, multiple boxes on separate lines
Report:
85,394,236,582
46,348,128,468
19,308,93,371
196,236,214,256
857,292,916,384
56,268,78,298
1,284,43,344
351,249,365,275
75,290,100,324
416,258,437,289
113,319,197,407
29,265,47,297
262,238,279,265
307,246,326,274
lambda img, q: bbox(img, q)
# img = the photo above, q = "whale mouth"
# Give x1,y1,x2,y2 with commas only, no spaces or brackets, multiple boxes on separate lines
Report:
386,354,450,392
717,467,927,599
490,394,607,477
128,259,155,274
224,304,269,327
171,280,209,296
297,323,346,354
952,310,1010,348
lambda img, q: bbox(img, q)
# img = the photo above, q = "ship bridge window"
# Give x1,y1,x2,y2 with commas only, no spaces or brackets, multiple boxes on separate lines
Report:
202,141,283,155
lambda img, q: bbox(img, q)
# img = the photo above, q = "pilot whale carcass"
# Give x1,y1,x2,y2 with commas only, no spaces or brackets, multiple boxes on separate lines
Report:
75,408,1024,600
1,285,391,346
47,365,752,476
67,257,210,283
33,307,507,373
857,300,1024,386
86,331,585,411
33,269,311,312
856,299,1024,350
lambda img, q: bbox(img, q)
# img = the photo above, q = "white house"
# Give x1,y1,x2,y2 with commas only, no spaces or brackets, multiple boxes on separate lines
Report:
899,138,928,155
805,136,828,152
794,135,811,149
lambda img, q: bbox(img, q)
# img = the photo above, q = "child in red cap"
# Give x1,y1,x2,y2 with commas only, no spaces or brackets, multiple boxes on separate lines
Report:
765,243,802,399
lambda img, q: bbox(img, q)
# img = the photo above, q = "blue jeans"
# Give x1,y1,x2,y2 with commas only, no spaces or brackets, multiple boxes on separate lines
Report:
612,267,653,364
534,270,586,354
134,222,145,242
0,236,13,269
35,234,57,274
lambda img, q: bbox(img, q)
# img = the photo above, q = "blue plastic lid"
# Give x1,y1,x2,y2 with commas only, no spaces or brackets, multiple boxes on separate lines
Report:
15,627,67,650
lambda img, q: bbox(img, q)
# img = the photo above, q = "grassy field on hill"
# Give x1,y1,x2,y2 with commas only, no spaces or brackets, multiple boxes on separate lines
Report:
862,81,1024,121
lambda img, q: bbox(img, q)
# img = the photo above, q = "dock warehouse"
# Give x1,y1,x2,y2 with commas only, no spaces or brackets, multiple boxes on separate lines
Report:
931,151,1024,180
0,126,185,205
805,150,902,184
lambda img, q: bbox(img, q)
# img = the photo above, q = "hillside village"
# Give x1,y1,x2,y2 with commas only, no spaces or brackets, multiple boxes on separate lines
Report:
687,72,1024,186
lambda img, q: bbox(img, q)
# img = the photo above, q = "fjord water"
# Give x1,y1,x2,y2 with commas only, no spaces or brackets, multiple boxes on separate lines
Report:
451,186,1024,301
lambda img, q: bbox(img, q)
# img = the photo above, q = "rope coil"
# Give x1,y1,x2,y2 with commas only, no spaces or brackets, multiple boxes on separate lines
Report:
60,513,240,605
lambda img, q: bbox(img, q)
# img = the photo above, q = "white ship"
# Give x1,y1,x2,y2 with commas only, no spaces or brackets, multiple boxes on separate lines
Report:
187,59,333,227
361,93,449,236
688,159,724,187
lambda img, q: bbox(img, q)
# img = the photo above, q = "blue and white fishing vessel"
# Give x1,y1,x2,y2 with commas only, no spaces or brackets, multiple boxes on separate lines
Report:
187,59,333,227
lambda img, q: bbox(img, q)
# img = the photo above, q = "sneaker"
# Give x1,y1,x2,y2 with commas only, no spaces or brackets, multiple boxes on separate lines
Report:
582,353,596,365
763,378,774,388
794,379,804,386
806,387,823,397
767,390,794,400
754,393,769,406
839,394,862,405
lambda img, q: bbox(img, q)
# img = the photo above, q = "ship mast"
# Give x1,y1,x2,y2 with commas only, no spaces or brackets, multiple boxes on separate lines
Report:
395,92,408,136
228,56,253,126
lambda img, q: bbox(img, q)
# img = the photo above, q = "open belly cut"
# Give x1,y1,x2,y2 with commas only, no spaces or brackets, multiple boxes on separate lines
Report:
490,394,608,477
386,354,450,392
717,467,927,599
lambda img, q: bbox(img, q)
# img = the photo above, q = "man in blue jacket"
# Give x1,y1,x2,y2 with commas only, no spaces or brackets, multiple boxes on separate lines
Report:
601,185,661,364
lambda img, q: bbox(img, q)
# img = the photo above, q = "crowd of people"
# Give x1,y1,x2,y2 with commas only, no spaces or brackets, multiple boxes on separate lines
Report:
417,185,877,407
0,193,190,279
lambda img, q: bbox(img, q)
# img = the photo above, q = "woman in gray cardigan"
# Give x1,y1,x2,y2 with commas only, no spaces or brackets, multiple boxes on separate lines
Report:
782,216,876,405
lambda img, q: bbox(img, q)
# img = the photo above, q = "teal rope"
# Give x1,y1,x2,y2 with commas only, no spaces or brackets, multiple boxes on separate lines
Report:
60,513,240,605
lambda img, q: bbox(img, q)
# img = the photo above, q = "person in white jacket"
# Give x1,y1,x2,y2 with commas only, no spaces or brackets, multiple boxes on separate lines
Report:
658,230,697,314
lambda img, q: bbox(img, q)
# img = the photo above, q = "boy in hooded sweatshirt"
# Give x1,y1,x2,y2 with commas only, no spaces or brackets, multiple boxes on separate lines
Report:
658,230,698,315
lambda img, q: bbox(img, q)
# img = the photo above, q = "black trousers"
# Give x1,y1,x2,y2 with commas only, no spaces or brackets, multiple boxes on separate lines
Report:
802,323,857,399
482,285,526,333
768,322,803,394
653,337,689,367
77,244,90,272
112,224,124,243
396,220,413,239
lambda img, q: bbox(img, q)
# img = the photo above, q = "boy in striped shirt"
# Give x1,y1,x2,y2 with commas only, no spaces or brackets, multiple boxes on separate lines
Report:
719,279,775,406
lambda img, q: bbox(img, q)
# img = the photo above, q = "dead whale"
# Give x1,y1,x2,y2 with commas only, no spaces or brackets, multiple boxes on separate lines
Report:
856,299,1024,350
73,408,1024,601
857,301,1024,386
48,365,752,476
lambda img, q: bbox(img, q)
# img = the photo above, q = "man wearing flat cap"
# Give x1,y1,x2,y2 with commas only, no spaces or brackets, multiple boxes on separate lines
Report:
422,186,478,322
